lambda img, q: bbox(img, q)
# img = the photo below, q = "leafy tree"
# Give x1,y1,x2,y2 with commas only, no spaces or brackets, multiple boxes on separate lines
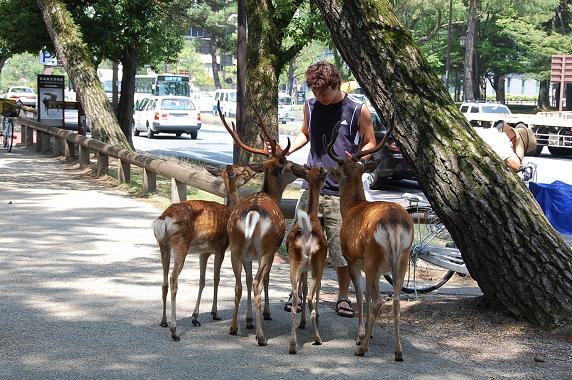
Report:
187,0,237,89
37,0,131,149
314,0,572,328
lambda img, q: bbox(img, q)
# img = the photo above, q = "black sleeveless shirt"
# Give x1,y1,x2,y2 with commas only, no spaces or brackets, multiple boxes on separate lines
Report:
303,93,363,195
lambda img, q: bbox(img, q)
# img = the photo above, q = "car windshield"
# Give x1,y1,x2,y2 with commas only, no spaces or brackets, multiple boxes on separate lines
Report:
481,105,510,114
161,98,195,110
12,87,34,93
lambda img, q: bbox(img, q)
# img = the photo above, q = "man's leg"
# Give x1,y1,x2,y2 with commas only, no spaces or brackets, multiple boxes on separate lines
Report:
322,194,354,317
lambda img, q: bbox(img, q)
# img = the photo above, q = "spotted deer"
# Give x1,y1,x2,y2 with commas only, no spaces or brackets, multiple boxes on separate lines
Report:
153,164,257,341
218,103,304,346
325,119,413,360
286,165,329,354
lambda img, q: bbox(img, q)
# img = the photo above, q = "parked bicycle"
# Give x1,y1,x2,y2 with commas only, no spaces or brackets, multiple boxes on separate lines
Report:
0,98,21,152
385,162,538,294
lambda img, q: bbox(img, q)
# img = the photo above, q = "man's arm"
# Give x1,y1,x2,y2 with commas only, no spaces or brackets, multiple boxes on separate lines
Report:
357,105,376,161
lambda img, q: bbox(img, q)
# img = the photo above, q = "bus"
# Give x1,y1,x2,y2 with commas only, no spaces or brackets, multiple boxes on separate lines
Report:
134,73,191,105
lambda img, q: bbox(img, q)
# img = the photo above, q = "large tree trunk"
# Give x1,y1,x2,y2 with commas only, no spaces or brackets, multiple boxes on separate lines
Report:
314,0,572,328
117,46,138,147
493,74,506,104
37,0,131,150
537,80,551,110
210,39,222,89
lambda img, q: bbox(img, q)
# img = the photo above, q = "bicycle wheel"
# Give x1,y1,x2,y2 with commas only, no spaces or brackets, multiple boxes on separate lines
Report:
384,205,456,294
3,117,14,152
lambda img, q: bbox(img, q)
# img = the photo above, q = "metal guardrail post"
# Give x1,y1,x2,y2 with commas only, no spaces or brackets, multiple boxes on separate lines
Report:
143,168,157,193
171,178,187,202
118,159,130,183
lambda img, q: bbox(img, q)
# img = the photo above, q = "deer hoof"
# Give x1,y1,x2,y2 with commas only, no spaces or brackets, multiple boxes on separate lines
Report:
159,321,168,328
395,351,404,362
170,329,180,341
313,337,322,346
257,336,267,346
263,313,272,320
211,312,221,321
229,326,238,335
298,321,306,329
354,347,366,356
289,344,297,354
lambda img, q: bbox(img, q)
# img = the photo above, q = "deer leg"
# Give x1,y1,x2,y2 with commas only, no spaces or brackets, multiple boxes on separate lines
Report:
211,249,225,321
289,261,301,354
299,271,308,329
357,275,382,356
159,244,171,328
263,272,272,320
391,250,409,362
244,260,254,329
309,255,325,345
254,254,273,346
169,252,187,341
191,253,209,327
348,263,365,349
229,252,242,336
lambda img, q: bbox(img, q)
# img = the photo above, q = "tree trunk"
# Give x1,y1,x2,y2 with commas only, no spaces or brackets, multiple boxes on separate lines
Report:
463,0,477,101
241,0,280,165
313,0,572,328
210,39,221,89
493,74,506,103
117,46,138,148
235,0,247,164
538,80,550,110
37,0,131,150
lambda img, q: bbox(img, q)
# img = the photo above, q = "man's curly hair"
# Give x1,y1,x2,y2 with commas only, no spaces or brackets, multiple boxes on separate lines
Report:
305,61,341,93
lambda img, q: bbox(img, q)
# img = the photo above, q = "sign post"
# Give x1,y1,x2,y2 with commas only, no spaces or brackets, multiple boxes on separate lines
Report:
37,74,65,126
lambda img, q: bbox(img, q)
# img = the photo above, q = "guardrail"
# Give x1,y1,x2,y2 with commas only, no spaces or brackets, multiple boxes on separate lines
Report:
16,115,298,218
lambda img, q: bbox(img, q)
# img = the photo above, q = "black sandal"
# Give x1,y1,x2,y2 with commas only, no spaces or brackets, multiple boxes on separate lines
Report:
284,293,303,313
336,298,355,318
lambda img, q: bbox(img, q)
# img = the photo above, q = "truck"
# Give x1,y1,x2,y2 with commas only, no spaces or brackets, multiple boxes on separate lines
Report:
460,101,572,157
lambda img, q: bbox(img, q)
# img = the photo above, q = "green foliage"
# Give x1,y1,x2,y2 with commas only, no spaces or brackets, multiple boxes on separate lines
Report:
177,40,214,89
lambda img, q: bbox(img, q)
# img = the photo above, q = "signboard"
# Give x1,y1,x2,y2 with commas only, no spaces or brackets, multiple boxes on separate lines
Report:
550,55,572,111
37,74,65,126
39,50,58,66
296,91,306,104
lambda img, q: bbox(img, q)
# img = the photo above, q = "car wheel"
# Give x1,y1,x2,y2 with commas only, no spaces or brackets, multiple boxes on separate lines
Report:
176,132,182,137
147,125,155,139
133,121,140,136
190,131,198,140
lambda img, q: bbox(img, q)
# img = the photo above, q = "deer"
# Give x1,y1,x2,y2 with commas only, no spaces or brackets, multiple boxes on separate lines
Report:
153,164,257,341
218,102,305,346
286,165,329,354
324,118,413,361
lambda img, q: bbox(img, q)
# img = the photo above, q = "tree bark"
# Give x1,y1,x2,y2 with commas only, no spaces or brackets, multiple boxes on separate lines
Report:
210,38,221,89
537,80,551,110
117,46,138,148
463,0,477,101
493,74,506,103
313,0,572,328
37,0,131,150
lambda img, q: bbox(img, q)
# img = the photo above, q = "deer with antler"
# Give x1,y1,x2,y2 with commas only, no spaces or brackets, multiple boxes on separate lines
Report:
153,164,257,341
218,102,305,346
286,165,329,354
324,117,413,361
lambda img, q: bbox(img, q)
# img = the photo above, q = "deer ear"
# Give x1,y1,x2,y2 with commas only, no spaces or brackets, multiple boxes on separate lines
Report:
248,163,265,173
364,160,380,173
290,162,308,180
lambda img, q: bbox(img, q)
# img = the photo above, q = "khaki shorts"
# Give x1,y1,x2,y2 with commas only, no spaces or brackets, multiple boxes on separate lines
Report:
295,190,347,267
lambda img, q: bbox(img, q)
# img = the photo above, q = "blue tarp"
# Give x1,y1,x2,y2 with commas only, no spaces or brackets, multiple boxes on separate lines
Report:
529,181,572,234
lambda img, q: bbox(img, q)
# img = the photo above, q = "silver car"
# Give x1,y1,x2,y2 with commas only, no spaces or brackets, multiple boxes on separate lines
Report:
133,96,201,139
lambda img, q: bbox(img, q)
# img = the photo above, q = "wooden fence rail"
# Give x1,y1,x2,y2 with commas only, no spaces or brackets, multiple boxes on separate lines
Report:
16,116,297,218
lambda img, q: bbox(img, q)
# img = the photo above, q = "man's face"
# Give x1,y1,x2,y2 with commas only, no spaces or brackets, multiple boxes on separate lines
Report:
312,86,340,105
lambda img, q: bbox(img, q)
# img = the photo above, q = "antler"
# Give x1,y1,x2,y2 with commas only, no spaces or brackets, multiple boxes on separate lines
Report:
218,101,269,157
254,108,291,157
323,122,344,163
354,113,396,159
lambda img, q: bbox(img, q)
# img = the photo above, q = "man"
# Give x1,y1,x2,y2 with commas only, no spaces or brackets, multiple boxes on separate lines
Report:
282,61,377,317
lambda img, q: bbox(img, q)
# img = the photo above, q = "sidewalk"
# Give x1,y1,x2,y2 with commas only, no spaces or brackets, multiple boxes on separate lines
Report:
0,146,567,380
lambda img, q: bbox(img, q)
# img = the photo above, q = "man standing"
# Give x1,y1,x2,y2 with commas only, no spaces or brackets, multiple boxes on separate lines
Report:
282,61,377,317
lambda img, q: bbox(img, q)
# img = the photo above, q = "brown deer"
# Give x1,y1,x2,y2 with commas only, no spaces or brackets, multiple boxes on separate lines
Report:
286,165,328,354
325,119,413,361
153,164,257,341
218,103,304,346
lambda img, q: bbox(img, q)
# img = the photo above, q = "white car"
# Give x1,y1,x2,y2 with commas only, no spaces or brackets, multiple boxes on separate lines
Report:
1,86,37,107
133,96,201,139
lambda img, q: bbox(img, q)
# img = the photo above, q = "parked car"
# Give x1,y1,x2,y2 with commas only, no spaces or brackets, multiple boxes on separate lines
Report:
133,96,201,139
1,86,37,107
278,92,294,124
212,89,237,117
369,106,415,188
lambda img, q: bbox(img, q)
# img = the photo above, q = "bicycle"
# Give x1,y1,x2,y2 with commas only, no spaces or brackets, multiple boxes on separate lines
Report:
1,98,20,152
384,162,538,294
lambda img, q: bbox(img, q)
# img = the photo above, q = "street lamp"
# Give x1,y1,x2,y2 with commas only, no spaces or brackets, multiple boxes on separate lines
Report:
459,35,467,47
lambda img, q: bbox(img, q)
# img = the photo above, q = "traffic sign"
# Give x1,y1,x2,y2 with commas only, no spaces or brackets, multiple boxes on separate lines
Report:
39,50,58,66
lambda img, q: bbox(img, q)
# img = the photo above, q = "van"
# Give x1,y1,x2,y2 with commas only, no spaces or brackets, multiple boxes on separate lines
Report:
212,89,237,117
278,92,294,124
